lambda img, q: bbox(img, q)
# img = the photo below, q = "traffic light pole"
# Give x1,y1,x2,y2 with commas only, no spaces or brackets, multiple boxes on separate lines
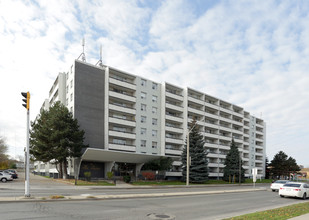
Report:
25,108,30,197
22,91,30,197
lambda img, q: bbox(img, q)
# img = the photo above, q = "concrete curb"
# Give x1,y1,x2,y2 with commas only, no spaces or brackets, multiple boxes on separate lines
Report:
0,187,266,203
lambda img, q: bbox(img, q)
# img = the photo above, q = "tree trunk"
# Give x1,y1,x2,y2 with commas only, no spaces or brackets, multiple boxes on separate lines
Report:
63,160,68,179
58,162,63,179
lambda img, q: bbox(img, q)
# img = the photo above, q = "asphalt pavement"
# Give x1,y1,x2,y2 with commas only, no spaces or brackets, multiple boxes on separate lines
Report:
1,172,308,219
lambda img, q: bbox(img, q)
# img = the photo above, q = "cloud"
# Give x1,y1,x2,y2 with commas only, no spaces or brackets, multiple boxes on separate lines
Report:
0,0,309,167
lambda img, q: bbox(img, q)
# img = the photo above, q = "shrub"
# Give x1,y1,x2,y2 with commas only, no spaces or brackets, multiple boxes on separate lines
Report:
142,172,155,180
84,171,91,181
107,171,114,180
123,175,131,183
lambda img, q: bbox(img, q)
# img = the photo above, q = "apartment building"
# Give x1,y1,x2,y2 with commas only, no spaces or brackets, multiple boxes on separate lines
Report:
34,59,266,179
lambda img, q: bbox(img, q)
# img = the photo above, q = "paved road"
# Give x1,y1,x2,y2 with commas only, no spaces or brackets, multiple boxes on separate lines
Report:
1,172,308,220
0,190,307,220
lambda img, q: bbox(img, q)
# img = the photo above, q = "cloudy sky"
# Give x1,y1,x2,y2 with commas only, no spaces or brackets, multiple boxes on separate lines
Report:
0,0,308,167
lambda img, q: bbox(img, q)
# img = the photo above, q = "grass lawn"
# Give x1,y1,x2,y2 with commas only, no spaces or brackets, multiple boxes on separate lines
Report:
131,179,272,185
58,179,115,186
132,181,185,185
224,201,309,220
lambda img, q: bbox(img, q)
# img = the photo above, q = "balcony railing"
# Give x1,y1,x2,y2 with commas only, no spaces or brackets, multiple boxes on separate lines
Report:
166,89,183,97
110,102,135,110
109,129,135,134
109,115,135,122
109,75,135,85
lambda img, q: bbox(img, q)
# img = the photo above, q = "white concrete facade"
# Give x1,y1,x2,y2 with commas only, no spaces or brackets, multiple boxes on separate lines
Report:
35,59,266,179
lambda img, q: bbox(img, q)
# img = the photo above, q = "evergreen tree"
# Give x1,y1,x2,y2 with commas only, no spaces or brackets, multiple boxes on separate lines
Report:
142,157,173,171
269,151,288,179
270,151,300,179
30,101,86,178
181,120,209,183
223,138,245,182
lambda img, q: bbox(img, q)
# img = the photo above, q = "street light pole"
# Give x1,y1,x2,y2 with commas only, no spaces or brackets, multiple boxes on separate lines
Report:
186,122,197,186
239,152,241,185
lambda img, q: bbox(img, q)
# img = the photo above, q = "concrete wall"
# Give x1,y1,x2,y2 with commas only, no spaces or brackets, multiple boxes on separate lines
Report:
74,61,105,149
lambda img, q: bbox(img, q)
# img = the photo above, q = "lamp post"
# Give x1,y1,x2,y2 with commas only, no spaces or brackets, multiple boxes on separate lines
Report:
186,122,198,186
239,151,242,185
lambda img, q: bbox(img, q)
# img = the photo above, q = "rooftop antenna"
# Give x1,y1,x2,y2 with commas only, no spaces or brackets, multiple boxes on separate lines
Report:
95,45,103,67
77,38,86,62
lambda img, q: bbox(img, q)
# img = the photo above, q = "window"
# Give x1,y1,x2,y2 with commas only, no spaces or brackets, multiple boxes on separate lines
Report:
66,98,68,106
70,107,73,112
152,118,157,125
141,128,146,135
66,85,68,93
141,104,146,111
152,130,157,137
152,95,157,103
141,79,146,86
141,92,146,99
70,80,73,88
141,140,146,147
70,93,73,101
152,142,157,149
152,107,157,114
152,83,158,90
141,116,146,123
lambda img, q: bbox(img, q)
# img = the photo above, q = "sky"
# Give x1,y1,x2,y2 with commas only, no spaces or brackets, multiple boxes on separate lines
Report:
0,0,308,167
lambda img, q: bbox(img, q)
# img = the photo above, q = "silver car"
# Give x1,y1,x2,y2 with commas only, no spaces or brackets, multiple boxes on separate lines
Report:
0,172,13,182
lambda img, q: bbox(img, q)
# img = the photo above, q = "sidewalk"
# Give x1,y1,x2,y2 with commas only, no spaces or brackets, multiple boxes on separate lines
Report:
289,213,309,220
0,186,265,203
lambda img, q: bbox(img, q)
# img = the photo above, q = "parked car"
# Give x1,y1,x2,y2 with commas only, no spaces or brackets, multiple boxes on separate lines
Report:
0,172,13,182
0,170,17,179
270,180,290,192
5,169,18,179
279,182,309,200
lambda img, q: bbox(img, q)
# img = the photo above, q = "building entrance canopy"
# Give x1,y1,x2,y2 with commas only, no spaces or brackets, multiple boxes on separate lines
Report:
82,148,163,163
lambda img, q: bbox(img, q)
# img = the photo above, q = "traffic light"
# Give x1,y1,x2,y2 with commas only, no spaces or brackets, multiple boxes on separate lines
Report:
21,92,30,110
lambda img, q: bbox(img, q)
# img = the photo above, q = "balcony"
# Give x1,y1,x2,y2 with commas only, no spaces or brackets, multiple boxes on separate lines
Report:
109,91,136,103
109,116,136,127
188,95,204,106
166,114,183,122
165,125,183,134
166,90,183,101
188,106,204,116
108,130,136,139
108,143,136,152
203,132,218,139
205,100,219,109
232,118,243,126
166,103,183,112
165,149,182,156
109,77,136,90
109,104,136,115
165,138,184,145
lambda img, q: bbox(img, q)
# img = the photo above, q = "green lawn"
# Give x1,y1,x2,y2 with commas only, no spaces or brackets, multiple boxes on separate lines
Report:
131,179,272,185
132,181,185,185
59,179,115,186
224,202,309,220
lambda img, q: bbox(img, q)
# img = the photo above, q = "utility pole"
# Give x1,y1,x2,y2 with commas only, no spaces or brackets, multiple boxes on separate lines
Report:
186,121,198,186
21,92,30,197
